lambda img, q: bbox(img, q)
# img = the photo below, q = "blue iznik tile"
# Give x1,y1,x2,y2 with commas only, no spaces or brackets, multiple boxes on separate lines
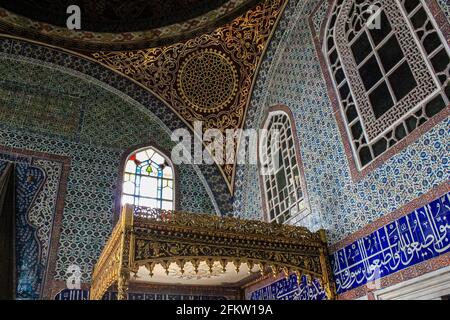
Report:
14,163,45,300
386,221,401,248
336,249,349,271
345,241,363,267
377,227,390,251
333,191,450,294
249,274,326,301
363,232,381,257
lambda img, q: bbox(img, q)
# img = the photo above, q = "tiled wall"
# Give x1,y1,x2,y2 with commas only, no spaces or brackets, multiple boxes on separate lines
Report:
0,37,234,215
235,0,450,299
234,0,449,245
0,56,216,284
0,158,46,299
248,274,326,300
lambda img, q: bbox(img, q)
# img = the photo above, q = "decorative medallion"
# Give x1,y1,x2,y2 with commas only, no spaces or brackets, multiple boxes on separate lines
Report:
0,0,288,195
177,49,238,114
90,0,287,193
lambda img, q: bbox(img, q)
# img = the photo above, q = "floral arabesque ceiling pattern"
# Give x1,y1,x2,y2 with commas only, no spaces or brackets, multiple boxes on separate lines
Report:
88,0,287,193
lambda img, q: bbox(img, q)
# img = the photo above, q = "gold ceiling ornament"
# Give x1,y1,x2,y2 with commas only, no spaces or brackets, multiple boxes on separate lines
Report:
177,48,238,114
90,205,337,300
0,1,260,50
89,0,288,193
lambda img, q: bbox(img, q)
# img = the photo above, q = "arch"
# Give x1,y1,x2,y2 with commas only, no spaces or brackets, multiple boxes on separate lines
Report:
122,146,175,211
259,105,309,224
115,144,180,222
323,0,450,170
0,37,229,214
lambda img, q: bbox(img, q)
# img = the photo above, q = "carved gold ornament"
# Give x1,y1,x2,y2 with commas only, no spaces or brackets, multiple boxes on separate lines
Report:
0,0,288,194
177,49,238,114
89,0,287,192
90,205,336,300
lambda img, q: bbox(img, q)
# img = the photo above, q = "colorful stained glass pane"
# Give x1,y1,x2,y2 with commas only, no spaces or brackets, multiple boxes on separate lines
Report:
122,147,174,210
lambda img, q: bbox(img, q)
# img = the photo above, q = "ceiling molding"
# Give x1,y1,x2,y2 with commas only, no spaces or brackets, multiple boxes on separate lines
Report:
0,0,261,50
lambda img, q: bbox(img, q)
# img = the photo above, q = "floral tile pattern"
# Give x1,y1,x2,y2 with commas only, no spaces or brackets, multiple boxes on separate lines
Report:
0,38,233,215
0,56,215,282
234,0,450,246
437,0,450,22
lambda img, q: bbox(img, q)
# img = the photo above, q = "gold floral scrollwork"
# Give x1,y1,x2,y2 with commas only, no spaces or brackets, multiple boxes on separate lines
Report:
90,205,336,300
89,0,287,192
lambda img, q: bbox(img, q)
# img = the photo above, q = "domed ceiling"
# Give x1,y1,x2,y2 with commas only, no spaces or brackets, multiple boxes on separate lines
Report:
1,0,233,32
0,0,288,196
0,0,260,49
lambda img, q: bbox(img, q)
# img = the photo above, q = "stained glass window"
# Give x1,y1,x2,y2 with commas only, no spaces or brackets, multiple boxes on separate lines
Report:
122,147,174,210
261,111,306,224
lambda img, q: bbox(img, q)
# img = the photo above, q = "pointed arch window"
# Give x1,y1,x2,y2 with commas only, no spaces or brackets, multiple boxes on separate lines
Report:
260,111,307,224
324,0,450,168
122,147,174,210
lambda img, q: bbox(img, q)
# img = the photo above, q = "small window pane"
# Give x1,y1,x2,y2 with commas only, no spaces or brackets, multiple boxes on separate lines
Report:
162,186,173,200
163,166,173,179
359,56,383,90
151,153,165,166
139,177,158,198
430,48,450,74
369,82,394,118
125,160,136,173
123,181,135,195
136,151,149,162
388,62,417,101
122,195,134,205
161,201,172,210
423,32,441,55
378,35,404,72
403,0,420,13
351,32,372,65
139,197,158,208
411,7,428,30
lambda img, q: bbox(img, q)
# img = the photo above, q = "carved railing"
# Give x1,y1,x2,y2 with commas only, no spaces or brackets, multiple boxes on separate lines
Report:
90,205,336,300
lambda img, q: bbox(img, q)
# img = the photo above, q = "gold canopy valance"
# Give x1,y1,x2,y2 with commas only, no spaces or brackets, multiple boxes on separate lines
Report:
90,205,336,300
